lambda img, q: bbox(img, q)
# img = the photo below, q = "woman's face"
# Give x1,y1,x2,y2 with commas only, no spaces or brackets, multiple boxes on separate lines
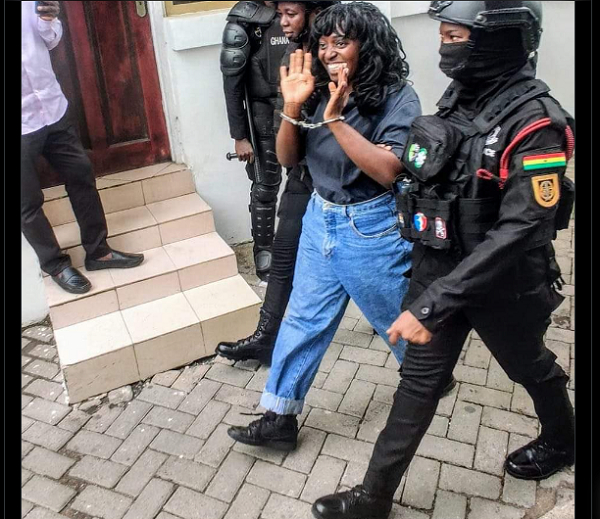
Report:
277,2,307,41
318,33,360,84
439,22,471,44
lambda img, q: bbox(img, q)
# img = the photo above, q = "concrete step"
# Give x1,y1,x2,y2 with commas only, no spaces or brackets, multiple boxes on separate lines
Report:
54,275,262,403
45,232,238,329
50,193,215,270
43,162,194,227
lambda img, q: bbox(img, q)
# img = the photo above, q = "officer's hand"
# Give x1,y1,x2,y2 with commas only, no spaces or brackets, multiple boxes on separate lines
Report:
37,1,60,20
387,311,433,346
280,50,315,108
376,144,394,152
235,139,255,164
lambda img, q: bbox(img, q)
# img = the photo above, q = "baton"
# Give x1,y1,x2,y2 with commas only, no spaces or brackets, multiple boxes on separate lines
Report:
226,153,238,161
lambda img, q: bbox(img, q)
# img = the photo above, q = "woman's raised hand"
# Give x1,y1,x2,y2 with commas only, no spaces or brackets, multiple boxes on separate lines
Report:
280,50,316,109
324,65,351,121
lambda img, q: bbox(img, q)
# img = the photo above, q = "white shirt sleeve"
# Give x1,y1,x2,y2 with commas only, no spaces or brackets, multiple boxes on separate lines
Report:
37,17,63,50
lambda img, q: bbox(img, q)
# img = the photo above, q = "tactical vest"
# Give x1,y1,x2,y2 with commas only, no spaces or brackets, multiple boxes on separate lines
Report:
394,79,575,257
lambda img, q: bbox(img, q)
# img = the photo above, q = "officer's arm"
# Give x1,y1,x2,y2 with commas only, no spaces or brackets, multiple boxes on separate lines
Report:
37,7,63,50
408,125,568,334
221,21,251,141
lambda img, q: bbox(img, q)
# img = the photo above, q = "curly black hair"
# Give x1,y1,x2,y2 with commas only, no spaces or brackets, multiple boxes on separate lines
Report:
309,2,410,114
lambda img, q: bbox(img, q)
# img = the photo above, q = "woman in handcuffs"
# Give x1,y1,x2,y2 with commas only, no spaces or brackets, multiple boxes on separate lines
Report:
228,1,422,449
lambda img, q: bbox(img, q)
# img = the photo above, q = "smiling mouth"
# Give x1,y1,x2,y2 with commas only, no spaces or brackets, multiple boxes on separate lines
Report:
327,63,347,73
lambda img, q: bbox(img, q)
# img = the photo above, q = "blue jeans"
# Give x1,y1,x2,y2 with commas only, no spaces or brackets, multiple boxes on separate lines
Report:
260,191,413,415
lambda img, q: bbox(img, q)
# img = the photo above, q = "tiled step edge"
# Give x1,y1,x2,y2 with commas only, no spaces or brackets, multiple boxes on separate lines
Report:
54,275,261,403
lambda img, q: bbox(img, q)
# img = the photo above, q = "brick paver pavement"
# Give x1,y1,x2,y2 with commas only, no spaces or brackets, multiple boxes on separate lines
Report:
21,166,575,519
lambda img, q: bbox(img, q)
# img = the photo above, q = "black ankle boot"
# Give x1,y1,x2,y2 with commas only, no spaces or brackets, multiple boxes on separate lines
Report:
227,411,298,451
216,309,281,365
505,437,574,480
312,485,393,519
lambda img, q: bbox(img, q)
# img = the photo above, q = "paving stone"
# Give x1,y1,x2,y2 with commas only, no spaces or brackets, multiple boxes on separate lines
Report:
323,360,360,394
195,424,235,468
283,427,327,474
164,487,228,519
481,407,539,437
385,353,400,370
23,379,64,402
402,456,440,510
23,355,33,368
439,465,501,500
84,405,125,434
186,400,231,440
340,461,369,490
301,455,346,502
22,337,32,349
340,316,359,331
247,460,307,498
22,373,34,389
108,386,134,405
357,400,391,443
458,384,512,410
453,364,487,386
427,415,450,438
22,501,35,518
338,380,376,418
150,429,204,460
206,451,255,502
223,483,270,519
138,385,187,410
305,387,344,412
322,434,374,464
22,447,76,479
502,474,537,508
511,385,537,417
539,487,574,519
141,406,195,433
70,485,133,519
22,476,77,513
205,363,255,388
370,335,390,352
22,325,54,343
23,360,59,380
435,386,459,417
115,449,168,498
373,384,396,405
22,415,35,433
467,497,526,519
447,402,483,445
389,504,430,519
233,439,288,465
152,370,181,387
22,398,71,425
105,401,153,440
27,343,58,361
416,435,474,469
355,364,399,388
246,367,270,392
262,493,313,519
332,329,373,348
22,441,35,459
507,433,536,457
317,343,343,374
546,340,571,373
178,379,222,415
486,358,515,392
68,455,128,488
214,384,262,409
23,422,73,451
539,469,574,489
432,490,467,519
545,327,574,343
22,468,34,487
66,430,123,459
171,364,211,393
464,340,491,369
111,424,161,466
340,345,388,367
156,514,180,519
312,371,328,389
122,478,175,519
474,426,509,476
157,456,216,492
22,394,34,410
305,408,361,439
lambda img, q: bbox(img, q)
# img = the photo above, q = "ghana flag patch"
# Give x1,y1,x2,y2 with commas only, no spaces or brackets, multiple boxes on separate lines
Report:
523,152,567,171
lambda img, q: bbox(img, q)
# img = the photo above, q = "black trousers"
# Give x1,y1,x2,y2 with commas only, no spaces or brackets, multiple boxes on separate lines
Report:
21,113,110,276
363,244,575,498
261,167,313,320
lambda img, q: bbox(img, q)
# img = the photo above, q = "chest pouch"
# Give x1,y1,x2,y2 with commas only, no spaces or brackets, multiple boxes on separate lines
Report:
402,116,464,183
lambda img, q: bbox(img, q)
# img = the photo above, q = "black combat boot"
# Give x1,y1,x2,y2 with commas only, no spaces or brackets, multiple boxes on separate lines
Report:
312,485,393,519
505,437,574,480
227,411,298,451
216,309,281,365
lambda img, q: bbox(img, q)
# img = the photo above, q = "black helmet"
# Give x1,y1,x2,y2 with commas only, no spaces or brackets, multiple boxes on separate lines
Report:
273,1,340,10
429,1,543,53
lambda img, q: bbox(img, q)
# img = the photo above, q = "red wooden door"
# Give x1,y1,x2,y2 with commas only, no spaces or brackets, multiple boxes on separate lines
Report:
40,1,171,188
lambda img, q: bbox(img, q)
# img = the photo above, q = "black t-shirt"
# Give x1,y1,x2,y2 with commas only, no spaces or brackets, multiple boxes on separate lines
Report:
305,85,422,204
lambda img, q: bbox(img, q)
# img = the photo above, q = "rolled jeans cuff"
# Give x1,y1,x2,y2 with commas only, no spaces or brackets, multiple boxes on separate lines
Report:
260,392,304,415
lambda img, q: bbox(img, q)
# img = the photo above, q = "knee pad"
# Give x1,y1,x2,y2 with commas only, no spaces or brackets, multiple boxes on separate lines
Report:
251,184,279,204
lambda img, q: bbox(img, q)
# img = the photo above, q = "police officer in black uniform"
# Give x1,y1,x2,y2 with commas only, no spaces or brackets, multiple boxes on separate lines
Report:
221,1,289,281
312,3,575,518
217,1,339,365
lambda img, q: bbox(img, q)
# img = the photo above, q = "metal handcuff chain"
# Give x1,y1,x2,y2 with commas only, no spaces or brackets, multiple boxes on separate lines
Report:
280,112,345,129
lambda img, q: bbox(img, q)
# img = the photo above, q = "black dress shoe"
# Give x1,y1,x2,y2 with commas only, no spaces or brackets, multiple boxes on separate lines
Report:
85,250,144,271
312,485,393,519
217,309,280,365
52,267,92,294
505,437,574,480
227,411,298,451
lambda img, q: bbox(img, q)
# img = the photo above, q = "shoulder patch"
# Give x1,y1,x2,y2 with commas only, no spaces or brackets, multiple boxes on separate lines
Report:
523,152,567,172
531,173,560,208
